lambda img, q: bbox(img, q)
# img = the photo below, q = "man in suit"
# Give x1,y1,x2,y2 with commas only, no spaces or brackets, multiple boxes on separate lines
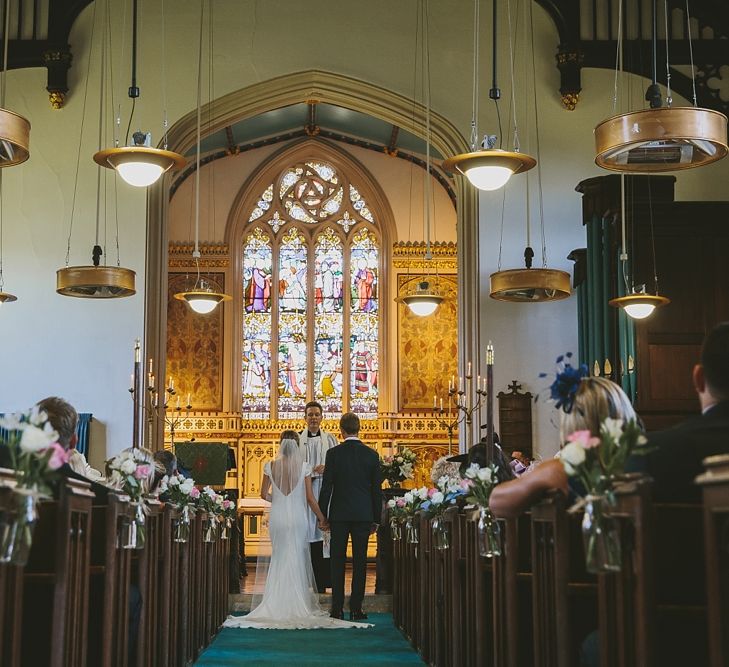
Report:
299,400,338,593
319,412,382,621
629,321,729,502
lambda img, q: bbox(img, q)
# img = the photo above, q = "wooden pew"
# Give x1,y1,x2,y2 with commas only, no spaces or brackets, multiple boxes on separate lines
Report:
697,453,729,667
596,475,654,667
0,469,23,667
21,477,95,667
87,492,134,667
416,510,432,665
442,508,466,667
530,491,597,667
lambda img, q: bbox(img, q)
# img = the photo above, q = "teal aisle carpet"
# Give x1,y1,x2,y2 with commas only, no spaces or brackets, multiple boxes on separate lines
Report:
194,613,424,666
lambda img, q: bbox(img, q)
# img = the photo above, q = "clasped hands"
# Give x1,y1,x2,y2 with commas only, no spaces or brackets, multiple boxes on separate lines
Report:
318,518,330,531
313,464,325,474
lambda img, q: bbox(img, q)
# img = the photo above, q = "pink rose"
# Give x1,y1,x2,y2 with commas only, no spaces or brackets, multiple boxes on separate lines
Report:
223,499,232,510
44,442,69,471
427,488,437,498
395,498,406,508
134,464,151,480
460,479,473,490
566,430,600,449
190,487,200,499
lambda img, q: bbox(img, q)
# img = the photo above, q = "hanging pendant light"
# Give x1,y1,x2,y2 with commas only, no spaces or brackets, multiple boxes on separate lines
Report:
93,0,184,186
443,0,535,191
174,0,230,314
0,0,30,169
608,174,669,320
489,0,570,303
395,0,443,317
594,0,727,172
58,0,136,299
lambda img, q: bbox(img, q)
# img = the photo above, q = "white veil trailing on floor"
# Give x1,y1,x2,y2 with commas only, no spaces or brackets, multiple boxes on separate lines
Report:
227,433,371,629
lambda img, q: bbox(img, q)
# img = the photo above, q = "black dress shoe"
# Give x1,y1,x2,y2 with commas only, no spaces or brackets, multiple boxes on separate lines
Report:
349,610,368,621
330,609,344,620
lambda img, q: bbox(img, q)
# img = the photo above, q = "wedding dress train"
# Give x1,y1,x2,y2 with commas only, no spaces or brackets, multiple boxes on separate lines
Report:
223,458,371,630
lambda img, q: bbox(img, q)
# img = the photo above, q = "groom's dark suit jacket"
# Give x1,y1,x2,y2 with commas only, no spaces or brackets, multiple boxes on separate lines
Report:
318,438,382,523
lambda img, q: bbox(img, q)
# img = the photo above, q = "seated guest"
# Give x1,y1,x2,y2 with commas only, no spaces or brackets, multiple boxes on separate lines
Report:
627,321,729,503
154,449,178,476
489,377,638,518
509,451,533,476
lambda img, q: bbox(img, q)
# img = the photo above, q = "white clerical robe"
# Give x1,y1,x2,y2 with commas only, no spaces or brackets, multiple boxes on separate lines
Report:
299,429,338,542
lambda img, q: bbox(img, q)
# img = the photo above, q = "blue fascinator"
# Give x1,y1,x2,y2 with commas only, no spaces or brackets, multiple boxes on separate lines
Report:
538,352,589,414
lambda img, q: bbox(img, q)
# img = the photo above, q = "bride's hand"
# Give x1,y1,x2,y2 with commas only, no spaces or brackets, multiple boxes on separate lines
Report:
318,518,329,531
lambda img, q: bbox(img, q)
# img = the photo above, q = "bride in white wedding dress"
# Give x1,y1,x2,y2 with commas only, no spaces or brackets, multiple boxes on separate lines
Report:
224,431,371,630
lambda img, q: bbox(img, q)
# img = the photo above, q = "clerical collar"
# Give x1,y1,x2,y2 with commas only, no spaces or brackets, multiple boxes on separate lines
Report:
306,431,321,439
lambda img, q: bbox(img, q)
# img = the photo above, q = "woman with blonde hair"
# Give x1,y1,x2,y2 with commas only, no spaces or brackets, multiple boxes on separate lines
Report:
489,373,639,518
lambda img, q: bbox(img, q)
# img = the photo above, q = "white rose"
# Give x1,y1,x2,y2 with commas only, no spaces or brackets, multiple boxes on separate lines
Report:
560,442,586,474
121,458,137,475
387,499,396,509
403,491,414,504
602,418,624,442
28,406,47,427
168,475,180,487
637,434,647,446
19,423,57,453
0,413,22,431
416,487,429,500
205,486,216,498
477,467,493,483
465,463,479,480
431,491,444,505
180,479,194,494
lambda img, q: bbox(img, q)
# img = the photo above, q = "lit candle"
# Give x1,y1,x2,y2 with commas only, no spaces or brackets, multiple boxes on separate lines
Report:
458,376,462,392
148,358,153,375
130,373,134,389
433,395,437,409
187,393,191,407
176,396,181,409
477,374,481,391
440,398,443,410
467,361,472,377
169,376,174,390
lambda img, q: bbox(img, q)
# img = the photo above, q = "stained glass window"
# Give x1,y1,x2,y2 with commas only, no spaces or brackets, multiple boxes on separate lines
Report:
241,160,380,419
314,229,344,414
242,228,273,418
349,229,379,418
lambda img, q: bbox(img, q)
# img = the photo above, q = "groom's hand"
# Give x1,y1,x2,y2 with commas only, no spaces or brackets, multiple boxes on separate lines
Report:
319,518,329,531
313,464,325,474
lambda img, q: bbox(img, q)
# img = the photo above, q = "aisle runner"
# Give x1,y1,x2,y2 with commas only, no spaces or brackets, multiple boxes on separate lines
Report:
194,613,424,666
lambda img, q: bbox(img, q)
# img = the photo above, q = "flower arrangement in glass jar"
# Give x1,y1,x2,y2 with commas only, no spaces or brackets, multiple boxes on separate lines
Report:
421,476,470,550
158,473,198,543
195,486,224,542
107,447,156,549
463,463,502,557
388,486,429,543
380,447,417,488
560,418,650,573
0,407,71,564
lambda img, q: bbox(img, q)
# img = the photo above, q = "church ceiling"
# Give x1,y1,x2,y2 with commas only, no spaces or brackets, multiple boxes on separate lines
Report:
4,0,728,115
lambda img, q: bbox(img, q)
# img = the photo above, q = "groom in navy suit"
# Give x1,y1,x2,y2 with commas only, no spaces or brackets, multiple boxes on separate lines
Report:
319,412,382,621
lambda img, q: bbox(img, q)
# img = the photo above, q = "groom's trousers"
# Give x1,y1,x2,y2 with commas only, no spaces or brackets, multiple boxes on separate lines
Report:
330,521,371,613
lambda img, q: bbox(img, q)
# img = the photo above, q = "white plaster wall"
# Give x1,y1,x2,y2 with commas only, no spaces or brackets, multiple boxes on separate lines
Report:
0,0,726,461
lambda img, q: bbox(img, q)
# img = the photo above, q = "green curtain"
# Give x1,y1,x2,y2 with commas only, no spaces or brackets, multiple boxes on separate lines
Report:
575,214,636,402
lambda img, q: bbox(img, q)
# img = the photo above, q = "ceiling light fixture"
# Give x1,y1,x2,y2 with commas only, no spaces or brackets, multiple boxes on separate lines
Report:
443,0,535,191
174,0,230,314
489,0,571,303
396,0,443,317
93,0,185,186
58,0,136,299
594,0,727,172
608,174,669,320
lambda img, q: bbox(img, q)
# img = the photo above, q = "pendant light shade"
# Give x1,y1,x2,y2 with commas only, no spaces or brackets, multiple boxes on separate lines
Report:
397,279,444,317
56,264,136,298
443,149,535,191
174,281,232,314
490,268,571,302
609,289,670,320
0,108,30,167
594,107,728,172
94,142,186,187
0,290,17,304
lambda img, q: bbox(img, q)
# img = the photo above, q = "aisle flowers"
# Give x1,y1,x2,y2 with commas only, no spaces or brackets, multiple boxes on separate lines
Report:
107,447,156,550
196,486,224,542
380,447,417,488
158,473,198,543
560,418,650,573
0,407,70,565
387,487,429,543
463,463,502,557
421,475,470,550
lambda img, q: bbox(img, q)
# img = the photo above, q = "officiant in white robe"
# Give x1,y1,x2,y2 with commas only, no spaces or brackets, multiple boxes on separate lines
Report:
300,401,338,592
